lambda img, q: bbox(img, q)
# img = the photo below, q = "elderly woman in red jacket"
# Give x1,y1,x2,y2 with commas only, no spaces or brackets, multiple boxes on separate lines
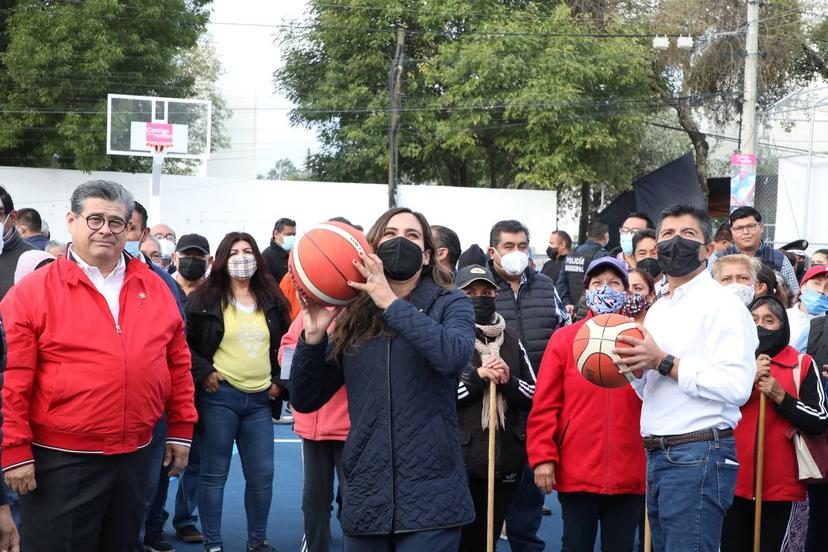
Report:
721,295,828,551
528,256,645,552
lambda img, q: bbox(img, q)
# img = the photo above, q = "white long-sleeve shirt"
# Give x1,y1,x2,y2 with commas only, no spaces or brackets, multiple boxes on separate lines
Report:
632,270,758,436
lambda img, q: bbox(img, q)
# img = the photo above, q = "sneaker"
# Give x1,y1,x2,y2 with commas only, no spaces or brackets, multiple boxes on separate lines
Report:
542,505,553,516
143,534,175,552
176,524,204,543
204,547,223,552
246,542,277,552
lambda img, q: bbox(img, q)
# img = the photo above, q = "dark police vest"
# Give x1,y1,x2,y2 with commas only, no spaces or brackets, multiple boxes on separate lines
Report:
563,240,608,306
722,244,785,273
807,316,828,370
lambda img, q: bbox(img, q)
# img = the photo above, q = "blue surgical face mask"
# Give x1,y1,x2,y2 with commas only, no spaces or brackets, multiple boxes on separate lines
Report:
585,285,628,315
124,240,141,256
620,233,634,256
282,235,296,252
801,288,828,316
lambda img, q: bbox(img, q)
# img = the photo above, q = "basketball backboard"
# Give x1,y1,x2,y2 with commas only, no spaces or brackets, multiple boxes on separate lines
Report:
106,93,212,160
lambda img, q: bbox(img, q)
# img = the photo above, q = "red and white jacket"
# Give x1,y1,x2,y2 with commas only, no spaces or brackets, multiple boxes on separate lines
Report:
279,315,349,441
527,313,646,495
0,256,197,470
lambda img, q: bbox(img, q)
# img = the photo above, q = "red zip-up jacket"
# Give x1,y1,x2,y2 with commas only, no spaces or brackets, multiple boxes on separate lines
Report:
0,256,197,471
527,314,645,495
734,347,828,501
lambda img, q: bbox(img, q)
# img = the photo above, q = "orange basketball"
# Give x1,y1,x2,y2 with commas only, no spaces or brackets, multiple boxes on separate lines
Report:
573,313,645,388
288,221,373,307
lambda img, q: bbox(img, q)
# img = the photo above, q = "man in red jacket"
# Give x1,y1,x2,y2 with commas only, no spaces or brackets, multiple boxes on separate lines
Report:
0,180,197,552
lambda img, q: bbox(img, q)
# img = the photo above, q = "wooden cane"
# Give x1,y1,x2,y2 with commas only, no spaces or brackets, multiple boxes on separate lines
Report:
754,393,767,552
487,378,497,552
644,502,651,552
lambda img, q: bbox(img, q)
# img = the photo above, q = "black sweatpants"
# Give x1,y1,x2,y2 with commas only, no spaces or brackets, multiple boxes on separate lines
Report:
302,438,345,552
721,496,793,552
459,474,520,551
558,491,644,552
20,445,153,552
807,481,828,552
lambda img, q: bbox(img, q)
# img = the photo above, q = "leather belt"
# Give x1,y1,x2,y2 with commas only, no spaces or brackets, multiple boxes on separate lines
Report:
642,428,734,451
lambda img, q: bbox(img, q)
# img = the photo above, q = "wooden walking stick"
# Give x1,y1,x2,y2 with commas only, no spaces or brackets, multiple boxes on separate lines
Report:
754,393,767,552
487,378,497,552
644,502,651,552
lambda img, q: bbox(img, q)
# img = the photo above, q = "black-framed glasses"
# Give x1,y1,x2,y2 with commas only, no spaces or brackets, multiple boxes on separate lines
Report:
83,214,128,234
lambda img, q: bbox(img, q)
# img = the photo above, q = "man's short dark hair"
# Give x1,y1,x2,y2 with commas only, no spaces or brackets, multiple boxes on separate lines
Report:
489,220,530,248
729,206,762,226
432,225,462,268
0,186,13,214
587,219,609,240
132,201,149,232
815,248,828,258
553,230,572,249
274,218,297,233
17,208,42,233
70,180,134,219
632,228,656,252
658,204,712,244
328,216,353,226
714,222,732,242
625,211,654,229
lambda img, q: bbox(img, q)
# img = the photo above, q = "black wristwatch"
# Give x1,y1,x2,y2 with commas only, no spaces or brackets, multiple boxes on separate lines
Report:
657,354,675,376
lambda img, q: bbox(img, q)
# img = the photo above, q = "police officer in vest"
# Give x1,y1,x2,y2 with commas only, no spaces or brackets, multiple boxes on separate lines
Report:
708,207,800,296
804,310,828,552
555,218,610,319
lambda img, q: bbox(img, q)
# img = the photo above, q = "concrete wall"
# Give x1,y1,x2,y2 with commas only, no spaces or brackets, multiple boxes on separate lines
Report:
1,167,572,259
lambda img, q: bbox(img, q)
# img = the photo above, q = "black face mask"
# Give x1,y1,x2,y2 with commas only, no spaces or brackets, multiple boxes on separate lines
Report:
546,246,556,259
756,325,788,358
377,237,424,281
636,257,662,279
657,236,704,277
177,257,208,281
471,296,497,325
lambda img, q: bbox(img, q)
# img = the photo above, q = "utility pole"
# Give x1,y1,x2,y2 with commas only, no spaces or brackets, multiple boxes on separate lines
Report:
387,27,405,208
741,0,760,156
731,0,760,211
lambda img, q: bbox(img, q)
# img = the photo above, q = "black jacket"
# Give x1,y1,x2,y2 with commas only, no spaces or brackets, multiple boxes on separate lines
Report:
262,242,289,284
555,239,608,306
488,260,565,375
0,229,34,300
185,296,289,411
457,325,535,479
540,254,566,283
290,276,476,535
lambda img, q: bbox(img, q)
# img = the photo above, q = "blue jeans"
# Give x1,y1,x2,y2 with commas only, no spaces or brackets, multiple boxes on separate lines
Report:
646,434,738,552
505,463,545,552
136,415,169,551
198,383,274,549
173,431,201,531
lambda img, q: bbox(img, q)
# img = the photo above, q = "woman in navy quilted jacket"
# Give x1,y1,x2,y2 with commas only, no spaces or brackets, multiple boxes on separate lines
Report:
290,207,476,552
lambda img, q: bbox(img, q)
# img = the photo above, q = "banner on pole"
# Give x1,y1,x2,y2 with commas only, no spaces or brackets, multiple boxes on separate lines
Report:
730,153,757,212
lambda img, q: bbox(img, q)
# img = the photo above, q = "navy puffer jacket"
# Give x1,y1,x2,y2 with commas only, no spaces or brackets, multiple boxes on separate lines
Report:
290,275,476,535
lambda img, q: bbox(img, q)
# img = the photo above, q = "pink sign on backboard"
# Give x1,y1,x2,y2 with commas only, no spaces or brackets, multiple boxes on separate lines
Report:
145,123,174,146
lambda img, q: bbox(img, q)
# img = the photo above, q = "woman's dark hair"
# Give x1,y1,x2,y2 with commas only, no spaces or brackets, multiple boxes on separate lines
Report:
756,264,787,306
329,208,451,359
632,229,656,252
749,295,790,349
628,268,655,296
190,231,289,319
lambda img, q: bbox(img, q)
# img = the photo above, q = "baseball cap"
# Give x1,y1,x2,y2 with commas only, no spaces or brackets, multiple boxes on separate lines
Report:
455,264,497,290
801,265,828,288
583,256,629,287
175,233,210,255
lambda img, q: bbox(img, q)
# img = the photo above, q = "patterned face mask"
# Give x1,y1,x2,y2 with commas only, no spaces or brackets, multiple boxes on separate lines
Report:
585,286,627,315
227,253,257,280
622,292,651,318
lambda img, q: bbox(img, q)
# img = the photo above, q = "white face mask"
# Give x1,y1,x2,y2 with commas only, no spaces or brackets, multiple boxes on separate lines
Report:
727,283,755,306
498,250,529,276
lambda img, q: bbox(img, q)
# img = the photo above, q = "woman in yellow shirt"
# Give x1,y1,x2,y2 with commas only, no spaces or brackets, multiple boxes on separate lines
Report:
186,232,290,552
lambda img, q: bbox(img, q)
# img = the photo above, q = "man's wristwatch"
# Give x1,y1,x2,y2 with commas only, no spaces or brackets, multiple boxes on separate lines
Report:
657,354,675,376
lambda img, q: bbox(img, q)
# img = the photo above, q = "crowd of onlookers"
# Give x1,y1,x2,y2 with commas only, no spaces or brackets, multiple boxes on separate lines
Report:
0,180,827,552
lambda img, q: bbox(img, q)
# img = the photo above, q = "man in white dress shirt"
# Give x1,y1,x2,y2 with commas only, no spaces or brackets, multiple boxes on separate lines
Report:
615,204,758,552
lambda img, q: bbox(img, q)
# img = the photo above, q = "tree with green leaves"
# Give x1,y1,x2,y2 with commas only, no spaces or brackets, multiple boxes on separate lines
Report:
0,0,228,172
276,0,660,214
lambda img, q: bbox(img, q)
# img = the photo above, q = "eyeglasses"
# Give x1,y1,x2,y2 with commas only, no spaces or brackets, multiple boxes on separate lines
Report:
619,227,643,236
731,223,760,234
83,214,128,234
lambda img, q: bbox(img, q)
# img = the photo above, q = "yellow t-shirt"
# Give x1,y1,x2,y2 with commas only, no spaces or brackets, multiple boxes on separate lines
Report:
212,301,272,393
